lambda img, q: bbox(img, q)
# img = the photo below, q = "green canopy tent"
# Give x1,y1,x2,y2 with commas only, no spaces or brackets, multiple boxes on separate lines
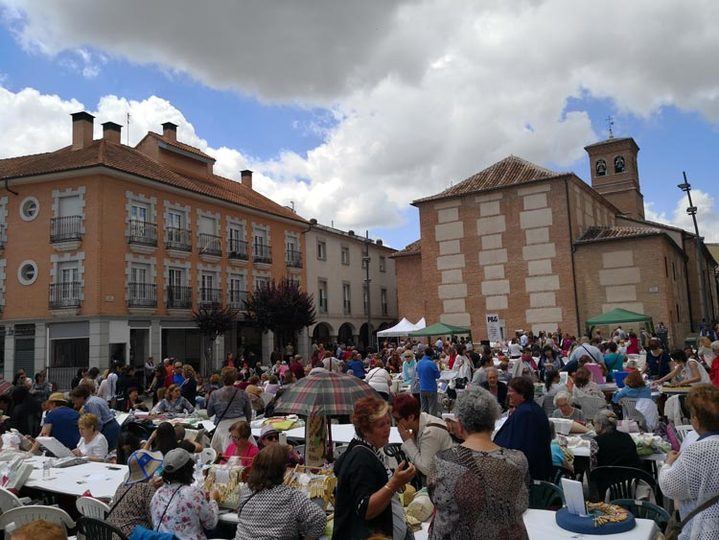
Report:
409,322,472,338
585,308,653,336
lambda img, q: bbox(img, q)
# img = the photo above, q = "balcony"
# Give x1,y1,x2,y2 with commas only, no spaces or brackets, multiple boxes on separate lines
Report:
198,233,222,257
0,224,6,250
166,227,192,252
228,238,249,261
166,285,193,309
50,216,83,244
228,289,248,310
286,249,302,268
127,282,157,308
199,287,222,308
253,243,272,264
127,220,158,247
49,281,82,310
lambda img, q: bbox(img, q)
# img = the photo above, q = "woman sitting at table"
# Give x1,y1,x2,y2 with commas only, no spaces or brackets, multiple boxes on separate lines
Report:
220,420,259,465
429,387,529,540
592,410,640,469
70,385,121,451
125,387,149,413
570,366,605,399
72,413,109,461
333,396,417,540
551,391,586,423
234,445,327,540
655,349,711,387
365,359,392,400
257,425,303,466
151,448,220,539
644,339,672,380
611,370,651,403
107,449,163,536
153,384,195,414
143,421,178,456
659,384,719,540
392,393,453,480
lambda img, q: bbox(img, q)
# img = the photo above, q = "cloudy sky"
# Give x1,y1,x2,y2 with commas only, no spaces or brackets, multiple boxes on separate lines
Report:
1,0,718,248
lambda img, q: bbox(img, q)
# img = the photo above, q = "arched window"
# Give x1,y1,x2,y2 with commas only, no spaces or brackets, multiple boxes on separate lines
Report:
595,159,607,176
614,155,625,173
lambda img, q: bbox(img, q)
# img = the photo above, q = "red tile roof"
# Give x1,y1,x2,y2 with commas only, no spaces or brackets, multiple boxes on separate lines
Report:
141,132,216,161
575,226,663,244
390,239,421,258
0,140,305,223
413,155,565,204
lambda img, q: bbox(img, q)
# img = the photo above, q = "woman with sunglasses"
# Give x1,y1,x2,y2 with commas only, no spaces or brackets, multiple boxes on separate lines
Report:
258,425,303,466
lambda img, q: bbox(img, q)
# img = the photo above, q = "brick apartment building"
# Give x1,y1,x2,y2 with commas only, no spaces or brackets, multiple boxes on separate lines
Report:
0,112,308,386
393,136,718,346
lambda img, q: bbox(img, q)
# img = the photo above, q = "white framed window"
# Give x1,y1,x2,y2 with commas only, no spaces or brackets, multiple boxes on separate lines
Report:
255,275,271,290
17,260,38,285
318,279,328,313
130,203,149,223
342,282,351,314
168,267,185,288
201,272,216,290
341,246,350,265
58,261,79,284
379,255,386,273
130,263,150,284
167,210,184,229
20,197,39,221
317,240,326,261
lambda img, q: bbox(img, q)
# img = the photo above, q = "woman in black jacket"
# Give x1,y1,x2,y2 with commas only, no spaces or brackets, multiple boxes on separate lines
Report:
333,396,416,540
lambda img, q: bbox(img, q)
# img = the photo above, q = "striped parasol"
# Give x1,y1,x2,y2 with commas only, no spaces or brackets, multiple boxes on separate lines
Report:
273,370,379,417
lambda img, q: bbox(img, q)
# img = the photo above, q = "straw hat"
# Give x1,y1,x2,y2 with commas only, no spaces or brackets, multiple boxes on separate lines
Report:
126,450,163,484
48,392,68,404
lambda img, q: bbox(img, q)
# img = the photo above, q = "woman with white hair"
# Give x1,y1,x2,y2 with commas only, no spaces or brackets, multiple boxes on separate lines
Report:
429,387,529,539
592,410,640,469
550,391,586,423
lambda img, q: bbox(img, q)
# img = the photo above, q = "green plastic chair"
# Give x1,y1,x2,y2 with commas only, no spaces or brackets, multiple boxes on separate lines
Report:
610,499,671,533
529,480,565,510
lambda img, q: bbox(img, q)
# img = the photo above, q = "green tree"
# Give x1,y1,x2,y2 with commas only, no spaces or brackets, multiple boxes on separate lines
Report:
192,305,240,373
245,278,317,350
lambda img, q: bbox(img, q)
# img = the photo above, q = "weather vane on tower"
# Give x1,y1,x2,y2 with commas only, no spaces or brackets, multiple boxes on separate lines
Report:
606,115,615,139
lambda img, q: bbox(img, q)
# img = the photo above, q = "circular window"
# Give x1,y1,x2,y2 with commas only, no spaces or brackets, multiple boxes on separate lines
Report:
18,260,38,285
20,197,39,221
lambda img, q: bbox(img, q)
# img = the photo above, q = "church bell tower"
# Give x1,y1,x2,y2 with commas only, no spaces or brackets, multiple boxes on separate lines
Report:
584,136,645,220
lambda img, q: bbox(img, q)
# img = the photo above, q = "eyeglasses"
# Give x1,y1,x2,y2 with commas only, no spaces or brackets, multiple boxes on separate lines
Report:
263,434,279,441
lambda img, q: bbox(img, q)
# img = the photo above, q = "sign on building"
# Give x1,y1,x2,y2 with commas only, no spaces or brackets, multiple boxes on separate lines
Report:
485,313,503,343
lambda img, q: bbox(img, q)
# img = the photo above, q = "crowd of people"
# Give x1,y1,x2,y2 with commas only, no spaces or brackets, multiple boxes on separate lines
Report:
0,321,717,539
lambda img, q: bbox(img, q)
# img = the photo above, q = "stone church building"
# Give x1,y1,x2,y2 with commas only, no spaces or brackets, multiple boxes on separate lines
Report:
392,136,718,346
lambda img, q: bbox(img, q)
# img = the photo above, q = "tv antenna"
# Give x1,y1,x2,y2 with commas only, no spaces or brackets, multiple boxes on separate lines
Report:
606,115,614,139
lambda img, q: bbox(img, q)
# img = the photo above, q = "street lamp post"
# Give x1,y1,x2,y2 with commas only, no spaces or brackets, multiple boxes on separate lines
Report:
363,230,372,352
678,172,709,327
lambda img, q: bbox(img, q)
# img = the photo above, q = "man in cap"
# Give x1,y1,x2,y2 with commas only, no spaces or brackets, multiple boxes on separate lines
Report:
29,392,80,453
107,450,164,536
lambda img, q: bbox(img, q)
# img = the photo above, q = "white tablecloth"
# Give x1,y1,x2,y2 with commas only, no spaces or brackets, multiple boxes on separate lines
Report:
23,456,128,500
252,423,403,445
222,509,658,539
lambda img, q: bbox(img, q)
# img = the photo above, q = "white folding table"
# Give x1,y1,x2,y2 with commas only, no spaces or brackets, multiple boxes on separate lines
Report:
22,456,128,500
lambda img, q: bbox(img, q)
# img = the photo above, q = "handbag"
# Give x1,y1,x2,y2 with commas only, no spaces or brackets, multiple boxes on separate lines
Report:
665,492,719,540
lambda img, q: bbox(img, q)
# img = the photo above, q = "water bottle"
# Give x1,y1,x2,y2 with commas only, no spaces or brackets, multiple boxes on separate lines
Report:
193,453,204,487
42,454,51,480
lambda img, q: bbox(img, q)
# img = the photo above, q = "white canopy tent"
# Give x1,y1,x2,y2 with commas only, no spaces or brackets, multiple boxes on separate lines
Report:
377,317,424,337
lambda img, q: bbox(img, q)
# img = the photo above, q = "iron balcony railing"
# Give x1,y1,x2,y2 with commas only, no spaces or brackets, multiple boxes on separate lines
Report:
228,238,249,260
127,282,157,308
253,242,272,264
228,289,248,309
286,249,302,268
50,216,83,243
198,233,222,256
49,281,82,309
127,220,158,246
165,227,192,251
167,285,193,309
199,287,222,307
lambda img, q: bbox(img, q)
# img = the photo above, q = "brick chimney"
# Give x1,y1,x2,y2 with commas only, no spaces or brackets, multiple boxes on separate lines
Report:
162,122,178,142
71,111,95,150
241,169,253,190
102,121,122,144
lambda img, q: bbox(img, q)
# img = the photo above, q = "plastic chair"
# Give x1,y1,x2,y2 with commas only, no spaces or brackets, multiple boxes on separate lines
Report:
610,498,671,533
76,496,111,519
529,480,565,510
0,487,28,514
77,516,129,540
0,505,75,535
200,447,217,465
552,465,573,485
574,395,607,422
589,466,663,506
619,398,647,431
674,424,694,443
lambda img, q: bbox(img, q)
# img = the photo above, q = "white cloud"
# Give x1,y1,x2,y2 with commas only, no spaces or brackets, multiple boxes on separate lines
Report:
645,191,719,242
2,1,719,233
